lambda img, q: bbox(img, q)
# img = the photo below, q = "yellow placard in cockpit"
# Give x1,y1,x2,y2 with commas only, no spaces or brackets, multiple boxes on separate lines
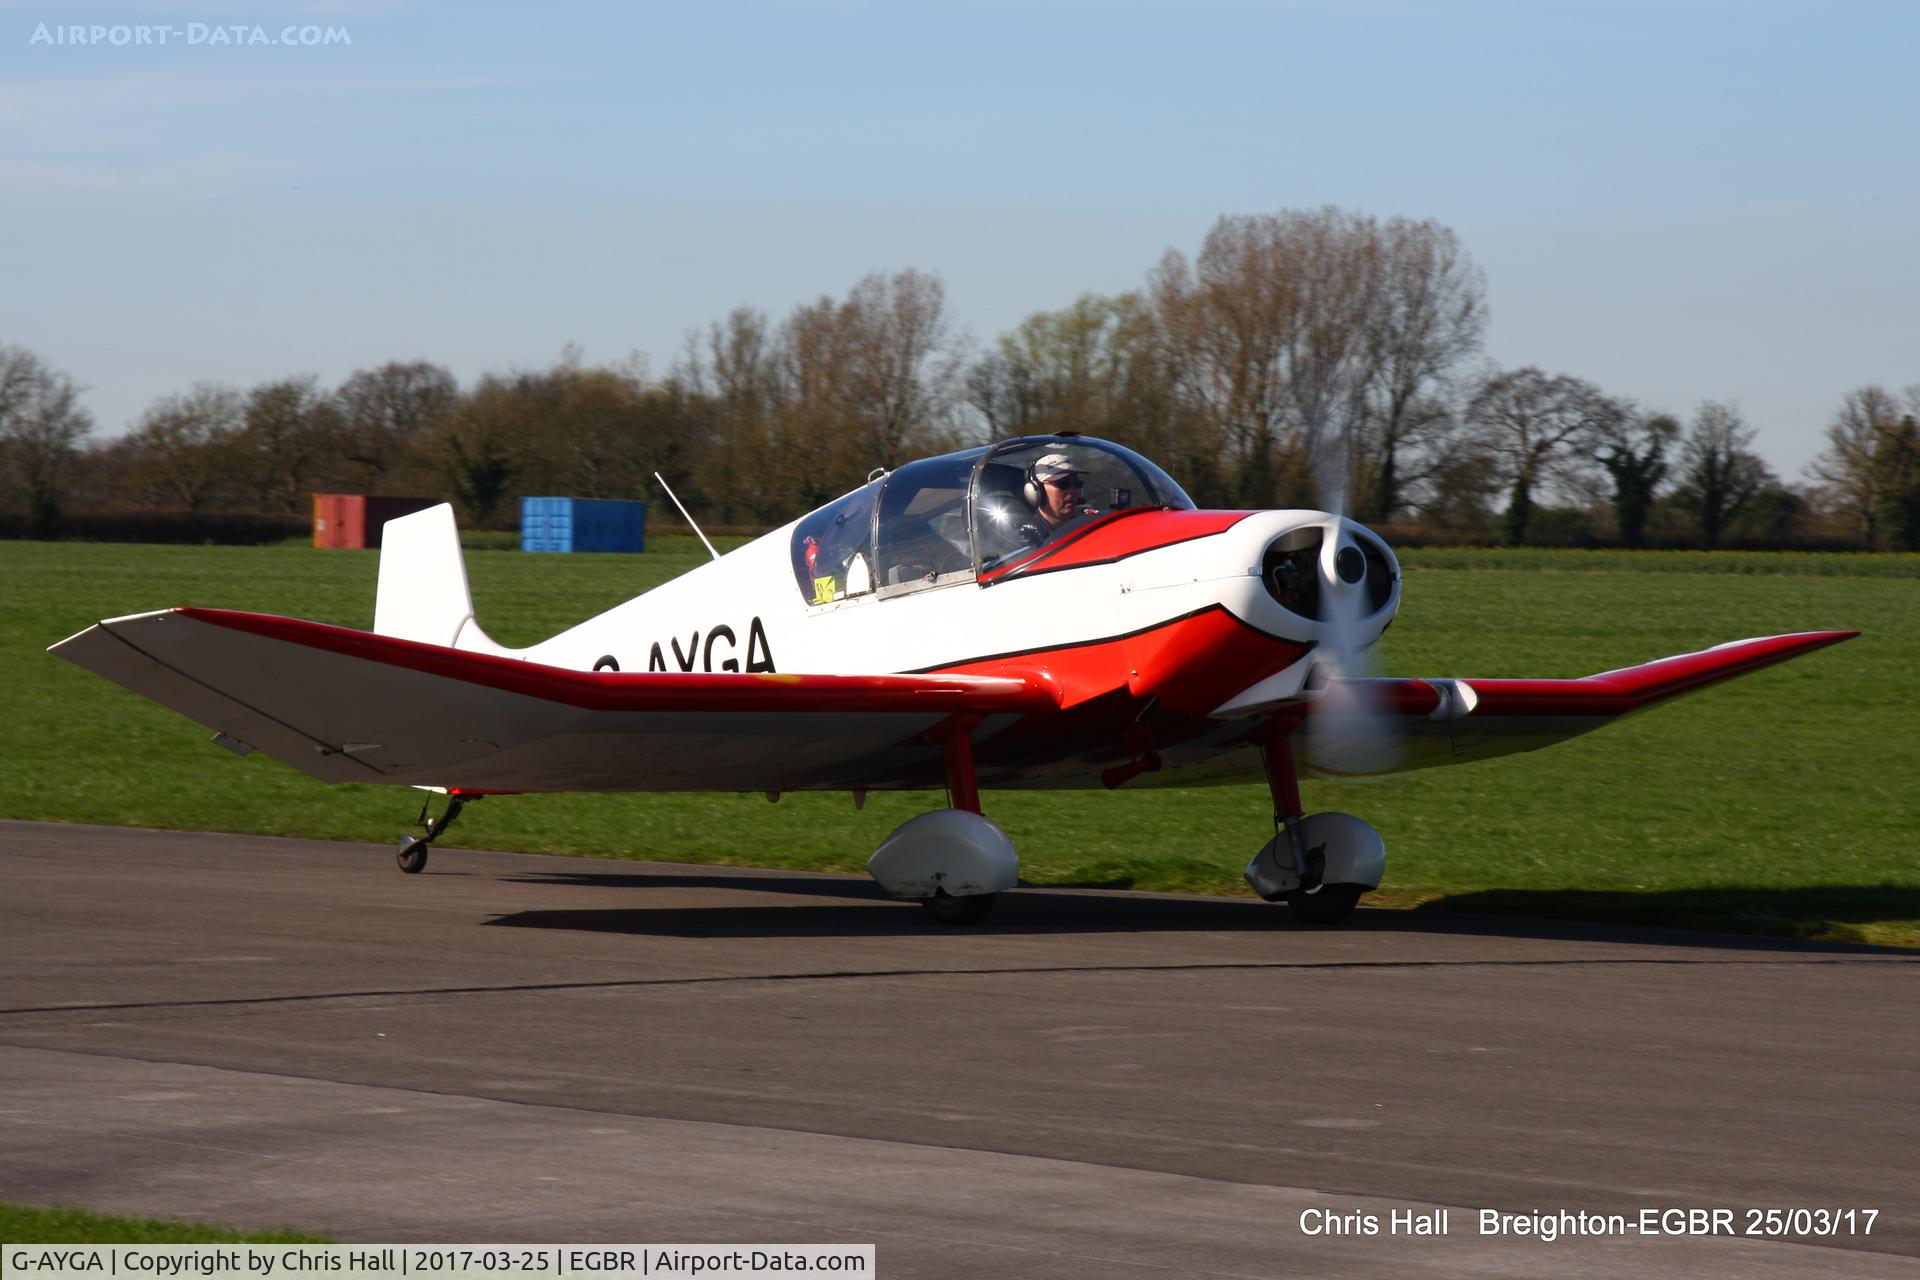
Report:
812,576,839,604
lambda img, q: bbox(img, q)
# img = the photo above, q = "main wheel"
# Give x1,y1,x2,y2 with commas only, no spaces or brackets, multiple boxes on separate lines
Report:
396,836,430,874
920,890,996,926
1287,883,1362,925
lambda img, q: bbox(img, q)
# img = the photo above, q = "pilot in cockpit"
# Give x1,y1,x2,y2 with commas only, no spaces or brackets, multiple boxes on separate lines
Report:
974,450,1103,568
1026,452,1098,536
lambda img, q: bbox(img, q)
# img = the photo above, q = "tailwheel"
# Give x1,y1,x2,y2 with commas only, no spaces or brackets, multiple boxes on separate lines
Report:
1287,883,1363,926
921,890,997,926
396,835,430,874
396,792,473,874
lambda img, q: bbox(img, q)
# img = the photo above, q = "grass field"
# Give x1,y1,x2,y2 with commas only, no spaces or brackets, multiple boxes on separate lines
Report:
3,538,1915,946
0,1202,323,1243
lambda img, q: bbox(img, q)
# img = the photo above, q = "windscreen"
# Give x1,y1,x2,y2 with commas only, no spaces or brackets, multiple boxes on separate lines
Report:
972,436,1195,571
790,480,880,604
873,447,988,594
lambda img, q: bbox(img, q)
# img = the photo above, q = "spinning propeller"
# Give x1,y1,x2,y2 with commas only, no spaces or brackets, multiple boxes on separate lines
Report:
1299,425,1403,778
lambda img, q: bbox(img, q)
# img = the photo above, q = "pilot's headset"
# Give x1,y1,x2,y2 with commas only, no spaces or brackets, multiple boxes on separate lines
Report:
1023,452,1080,506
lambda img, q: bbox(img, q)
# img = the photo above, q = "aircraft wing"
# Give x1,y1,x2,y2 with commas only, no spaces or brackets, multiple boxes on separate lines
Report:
50,608,1059,793
1300,631,1859,778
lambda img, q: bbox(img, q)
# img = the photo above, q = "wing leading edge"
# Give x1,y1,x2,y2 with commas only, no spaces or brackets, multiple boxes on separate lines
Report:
52,608,1855,790
1301,630,1859,777
50,607,1060,793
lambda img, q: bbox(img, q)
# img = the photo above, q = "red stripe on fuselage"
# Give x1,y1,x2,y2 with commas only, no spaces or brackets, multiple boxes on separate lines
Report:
928,605,1306,776
981,509,1256,583
930,604,1309,717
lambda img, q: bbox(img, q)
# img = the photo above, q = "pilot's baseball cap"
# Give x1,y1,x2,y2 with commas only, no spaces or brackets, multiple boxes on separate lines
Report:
1032,452,1087,482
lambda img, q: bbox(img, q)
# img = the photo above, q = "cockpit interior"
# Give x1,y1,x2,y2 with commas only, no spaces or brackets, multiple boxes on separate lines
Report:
790,436,1195,604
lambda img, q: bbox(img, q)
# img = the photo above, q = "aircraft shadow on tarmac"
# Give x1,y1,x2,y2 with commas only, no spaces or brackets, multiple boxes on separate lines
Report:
484,868,1917,954
488,869,1274,937
1409,886,1920,955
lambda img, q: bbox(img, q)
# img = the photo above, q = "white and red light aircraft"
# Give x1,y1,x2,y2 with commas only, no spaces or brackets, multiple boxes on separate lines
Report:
51,434,1855,925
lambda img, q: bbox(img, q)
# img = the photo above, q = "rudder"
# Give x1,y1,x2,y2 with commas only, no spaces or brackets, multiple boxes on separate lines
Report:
373,504,510,654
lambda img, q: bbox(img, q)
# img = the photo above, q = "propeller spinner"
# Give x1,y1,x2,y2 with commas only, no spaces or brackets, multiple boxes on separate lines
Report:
1256,516,1402,776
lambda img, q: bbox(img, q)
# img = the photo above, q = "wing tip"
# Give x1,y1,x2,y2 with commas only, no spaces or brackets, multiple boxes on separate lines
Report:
48,607,187,655
1735,629,1860,659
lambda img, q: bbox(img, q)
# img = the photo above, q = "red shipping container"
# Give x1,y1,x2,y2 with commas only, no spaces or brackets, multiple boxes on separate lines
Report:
312,495,438,549
312,494,362,548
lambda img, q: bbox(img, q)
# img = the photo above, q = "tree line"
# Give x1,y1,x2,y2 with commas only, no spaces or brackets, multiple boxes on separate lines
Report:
3,206,1917,549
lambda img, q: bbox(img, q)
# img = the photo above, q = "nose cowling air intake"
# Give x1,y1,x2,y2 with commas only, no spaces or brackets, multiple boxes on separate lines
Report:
1254,516,1405,777
1260,518,1399,634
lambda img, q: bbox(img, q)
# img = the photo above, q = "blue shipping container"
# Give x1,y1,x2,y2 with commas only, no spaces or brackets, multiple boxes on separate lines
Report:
520,497,647,553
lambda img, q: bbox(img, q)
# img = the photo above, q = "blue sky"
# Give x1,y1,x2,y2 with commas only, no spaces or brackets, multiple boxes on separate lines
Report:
3,0,1916,478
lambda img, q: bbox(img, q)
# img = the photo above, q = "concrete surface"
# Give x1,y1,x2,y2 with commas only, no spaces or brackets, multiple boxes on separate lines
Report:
2,820,1913,1276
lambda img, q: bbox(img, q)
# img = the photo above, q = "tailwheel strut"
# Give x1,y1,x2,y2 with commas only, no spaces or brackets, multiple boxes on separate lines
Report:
396,791,476,874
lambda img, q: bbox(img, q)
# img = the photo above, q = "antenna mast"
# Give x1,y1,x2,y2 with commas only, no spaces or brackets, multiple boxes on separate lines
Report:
653,473,719,562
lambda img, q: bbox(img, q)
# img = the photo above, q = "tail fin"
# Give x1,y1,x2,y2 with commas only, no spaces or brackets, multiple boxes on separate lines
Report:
373,504,511,655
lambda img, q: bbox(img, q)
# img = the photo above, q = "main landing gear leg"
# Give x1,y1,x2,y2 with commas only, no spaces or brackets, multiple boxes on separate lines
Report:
396,791,474,874
866,716,1018,926
942,718,982,816
1244,718,1381,926
922,719,997,925
1264,717,1322,893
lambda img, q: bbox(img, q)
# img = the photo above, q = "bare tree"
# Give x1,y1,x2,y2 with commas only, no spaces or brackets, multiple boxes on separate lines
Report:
440,375,524,526
1158,227,1290,506
123,383,245,511
1410,446,1503,533
442,363,650,505
232,376,347,514
1281,209,1383,512
1156,210,1382,508
969,294,1147,434
1464,368,1623,545
0,344,94,535
1350,218,1487,522
964,350,1028,437
1146,209,1483,515
545,369,623,498
994,296,1105,432
841,268,964,467
1871,388,1920,550
1196,213,1302,504
336,361,457,488
549,365,672,499
1810,385,1906,547
687,268,970,516
681,306,782,521
1673,401,1772,548
1136,250,1233,503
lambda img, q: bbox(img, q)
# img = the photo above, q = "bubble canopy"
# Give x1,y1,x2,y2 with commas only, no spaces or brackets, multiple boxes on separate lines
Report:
790,436,1196,603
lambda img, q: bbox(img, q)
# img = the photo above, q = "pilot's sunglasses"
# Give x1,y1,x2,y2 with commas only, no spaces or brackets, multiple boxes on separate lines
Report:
1047,475,1084,490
